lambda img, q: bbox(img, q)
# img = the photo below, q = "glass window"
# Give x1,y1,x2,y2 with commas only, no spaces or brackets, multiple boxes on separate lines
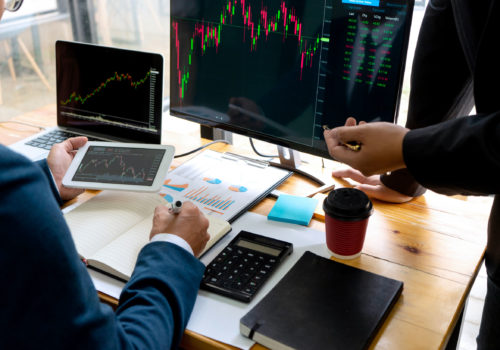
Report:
0,0,171,123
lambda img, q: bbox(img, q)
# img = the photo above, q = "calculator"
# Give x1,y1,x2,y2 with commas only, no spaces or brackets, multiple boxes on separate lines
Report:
201,230,293,302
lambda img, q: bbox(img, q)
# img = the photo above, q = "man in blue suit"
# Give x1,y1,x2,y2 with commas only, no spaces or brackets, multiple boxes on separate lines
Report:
1,139,209,350
1,4,210,349
2,136,210,350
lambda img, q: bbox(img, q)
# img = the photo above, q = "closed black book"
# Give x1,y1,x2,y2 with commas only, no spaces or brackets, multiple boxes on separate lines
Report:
240,251,403,350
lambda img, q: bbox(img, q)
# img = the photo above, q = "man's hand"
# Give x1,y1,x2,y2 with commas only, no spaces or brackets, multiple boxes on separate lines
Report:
332,167,413,203
150,202,210,257
47,137,88,201
323,121,409,176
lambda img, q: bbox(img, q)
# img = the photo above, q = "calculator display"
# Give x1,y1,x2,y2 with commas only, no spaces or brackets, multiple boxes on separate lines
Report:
235,239,281,257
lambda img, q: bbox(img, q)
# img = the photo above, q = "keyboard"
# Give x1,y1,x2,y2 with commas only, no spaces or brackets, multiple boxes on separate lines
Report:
25,130,103,150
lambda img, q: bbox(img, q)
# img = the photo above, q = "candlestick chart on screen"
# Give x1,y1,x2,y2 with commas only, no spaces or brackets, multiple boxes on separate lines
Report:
170,0,411,153
58,66,160,133
171,0,327,107
60,71,152,107
72,147,165,186
172,0,324,102
77,155,147,182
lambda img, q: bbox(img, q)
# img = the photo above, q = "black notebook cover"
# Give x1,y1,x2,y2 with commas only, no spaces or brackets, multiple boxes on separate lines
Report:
240,251,403,350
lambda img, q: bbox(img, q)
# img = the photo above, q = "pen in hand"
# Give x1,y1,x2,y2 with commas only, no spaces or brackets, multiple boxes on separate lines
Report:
323,125,362,152
169,200,183,214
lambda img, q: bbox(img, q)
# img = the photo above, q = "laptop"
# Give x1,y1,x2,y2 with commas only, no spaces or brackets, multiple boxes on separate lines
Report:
9,40,164,161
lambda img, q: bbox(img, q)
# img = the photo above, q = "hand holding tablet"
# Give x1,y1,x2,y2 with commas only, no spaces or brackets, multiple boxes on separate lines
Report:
62,142,175,192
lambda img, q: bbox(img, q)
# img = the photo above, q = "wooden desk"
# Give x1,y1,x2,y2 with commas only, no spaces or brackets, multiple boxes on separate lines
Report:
1,105,492,349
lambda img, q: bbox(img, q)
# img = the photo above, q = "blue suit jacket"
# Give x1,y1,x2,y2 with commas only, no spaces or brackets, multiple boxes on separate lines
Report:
0,145,205,349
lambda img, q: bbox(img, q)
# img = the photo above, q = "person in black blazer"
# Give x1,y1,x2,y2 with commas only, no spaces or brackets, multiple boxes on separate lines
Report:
0,3,210,349
323,0,500,347
330,0,491,202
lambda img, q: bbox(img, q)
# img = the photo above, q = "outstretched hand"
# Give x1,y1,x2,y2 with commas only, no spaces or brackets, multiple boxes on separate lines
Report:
331,167,413,203
323,118,409,176
47,136,88,201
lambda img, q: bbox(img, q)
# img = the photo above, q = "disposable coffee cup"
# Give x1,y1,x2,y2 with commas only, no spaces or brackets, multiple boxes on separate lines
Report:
323,188,373,259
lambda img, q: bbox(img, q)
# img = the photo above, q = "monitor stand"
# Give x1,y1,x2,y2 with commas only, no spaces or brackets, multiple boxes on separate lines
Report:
199,126,327,186
270,146,326,186
277,146,301,170
200,125,233,144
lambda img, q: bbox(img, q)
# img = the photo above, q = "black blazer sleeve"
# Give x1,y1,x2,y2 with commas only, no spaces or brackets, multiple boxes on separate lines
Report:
380,0,476,198
403,113,500,196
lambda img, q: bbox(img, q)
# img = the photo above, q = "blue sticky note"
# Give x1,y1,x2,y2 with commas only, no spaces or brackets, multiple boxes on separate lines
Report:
268,194,319,226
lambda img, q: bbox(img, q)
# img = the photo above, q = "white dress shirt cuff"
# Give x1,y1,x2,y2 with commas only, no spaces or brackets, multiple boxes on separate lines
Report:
150,233,194,256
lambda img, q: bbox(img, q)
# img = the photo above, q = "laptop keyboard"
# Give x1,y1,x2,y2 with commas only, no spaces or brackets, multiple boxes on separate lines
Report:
25,130,104,150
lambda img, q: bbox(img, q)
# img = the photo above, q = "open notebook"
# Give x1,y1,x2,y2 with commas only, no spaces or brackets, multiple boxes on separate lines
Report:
64,191,231,281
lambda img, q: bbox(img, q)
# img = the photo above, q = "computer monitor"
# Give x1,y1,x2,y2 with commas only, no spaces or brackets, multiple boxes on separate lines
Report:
169,0,414,158
56,41,164,143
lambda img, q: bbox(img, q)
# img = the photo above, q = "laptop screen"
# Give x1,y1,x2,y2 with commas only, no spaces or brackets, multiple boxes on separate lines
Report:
56,41,163,144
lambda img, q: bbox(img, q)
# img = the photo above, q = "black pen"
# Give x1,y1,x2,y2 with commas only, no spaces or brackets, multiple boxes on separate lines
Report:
169,200,183,214
322,125,362,152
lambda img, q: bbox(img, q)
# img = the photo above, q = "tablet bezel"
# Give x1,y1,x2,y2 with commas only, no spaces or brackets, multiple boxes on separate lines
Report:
62,141,175,192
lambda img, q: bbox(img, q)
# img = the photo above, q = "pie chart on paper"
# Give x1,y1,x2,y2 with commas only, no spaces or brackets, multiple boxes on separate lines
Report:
229,185,248,192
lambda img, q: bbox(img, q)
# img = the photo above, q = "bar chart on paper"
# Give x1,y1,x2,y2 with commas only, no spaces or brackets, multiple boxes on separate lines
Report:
184,185,236,214
159,150,290,221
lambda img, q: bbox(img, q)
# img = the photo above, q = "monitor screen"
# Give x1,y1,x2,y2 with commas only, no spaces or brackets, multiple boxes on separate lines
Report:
56,41,164,143
170,0,413,158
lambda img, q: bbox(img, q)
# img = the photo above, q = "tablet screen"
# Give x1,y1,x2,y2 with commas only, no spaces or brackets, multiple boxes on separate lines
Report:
71,146,166,186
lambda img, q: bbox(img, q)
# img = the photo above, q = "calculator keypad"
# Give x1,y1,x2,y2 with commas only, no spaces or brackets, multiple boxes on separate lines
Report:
201,245,279,302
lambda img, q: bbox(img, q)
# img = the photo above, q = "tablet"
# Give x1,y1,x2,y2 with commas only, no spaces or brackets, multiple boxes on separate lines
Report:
62,142,175,192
